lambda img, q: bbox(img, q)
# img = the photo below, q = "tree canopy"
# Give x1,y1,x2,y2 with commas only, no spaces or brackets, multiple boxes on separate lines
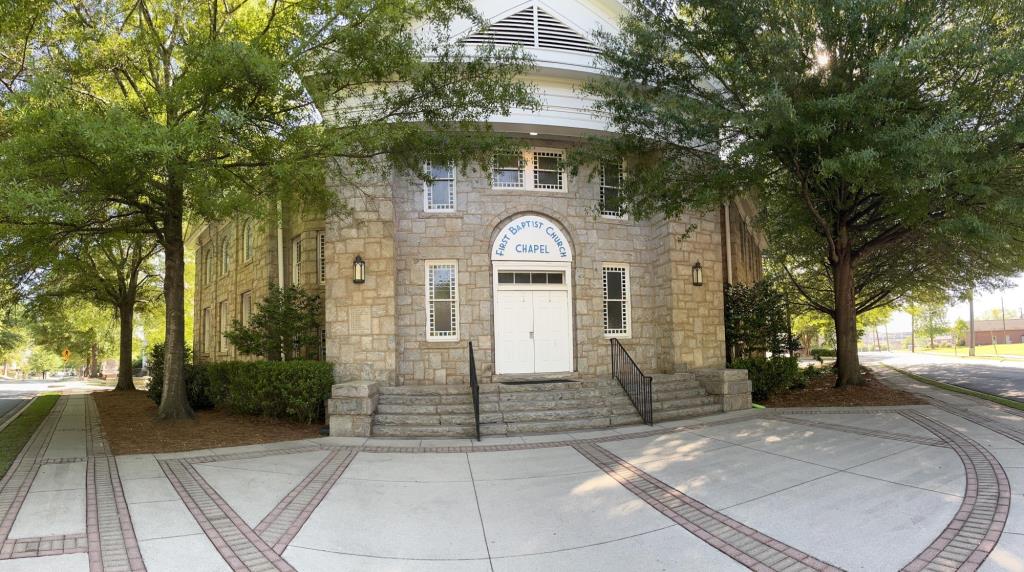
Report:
0,0,536,418
585,0,1024,385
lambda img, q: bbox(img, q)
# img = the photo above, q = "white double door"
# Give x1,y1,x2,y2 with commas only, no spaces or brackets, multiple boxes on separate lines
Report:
494,289,572,374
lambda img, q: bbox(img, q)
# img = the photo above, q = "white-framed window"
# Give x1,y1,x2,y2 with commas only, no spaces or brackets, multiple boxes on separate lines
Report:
292,236,302,285
493,153,525,188
218,300,229,352
220,236,231,275
492,148,565,191
600,161,626,217
602,265,631,337
317,231,326,284
533,150,563,189
240,291,252,326
202,307,211,353
242,221,254,262
204,250,214,285
425,261,458,340
423,161,456,212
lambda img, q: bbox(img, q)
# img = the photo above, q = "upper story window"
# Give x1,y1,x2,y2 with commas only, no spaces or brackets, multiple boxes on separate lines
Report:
242,221,254,262
292,237,302,285
492,149,564,191
204,250,214,285
423,162,456,212
493,153,524,188
317,231,326,284
220,236,231,275
600,161,625,218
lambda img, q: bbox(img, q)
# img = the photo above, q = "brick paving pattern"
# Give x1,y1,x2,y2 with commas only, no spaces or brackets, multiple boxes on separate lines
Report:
161,458,296,572
255,449,357,553
900,411,1010,572
1,533,88,558
84,397,145,571
574,442,844,572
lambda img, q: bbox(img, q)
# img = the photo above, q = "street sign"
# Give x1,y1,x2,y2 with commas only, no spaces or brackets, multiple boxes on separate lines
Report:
61,348,71,363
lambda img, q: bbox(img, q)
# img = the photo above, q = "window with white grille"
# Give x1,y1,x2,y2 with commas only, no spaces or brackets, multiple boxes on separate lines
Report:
317,231,326,284
603,265,630,336
460,5,600,55
600,161,625,217
292,237,302,285
424,162,456,211
426,262,458,340
493,153,524,188
534,151,563,189
493,149,564,191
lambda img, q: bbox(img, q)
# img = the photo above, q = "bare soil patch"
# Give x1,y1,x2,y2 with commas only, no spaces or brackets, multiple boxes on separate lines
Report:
93,390,322,455
763,367,926,408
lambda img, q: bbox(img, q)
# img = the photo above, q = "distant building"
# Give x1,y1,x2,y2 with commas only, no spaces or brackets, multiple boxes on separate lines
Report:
971,318,1024,345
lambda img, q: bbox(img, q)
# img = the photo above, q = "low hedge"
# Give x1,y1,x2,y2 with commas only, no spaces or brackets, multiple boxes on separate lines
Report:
731,356,802,401
809,348,837,362
204,360,334,424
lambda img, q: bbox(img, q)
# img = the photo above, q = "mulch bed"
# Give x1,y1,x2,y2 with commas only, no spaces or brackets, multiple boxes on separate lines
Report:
762,367,926,408
92,390,322,455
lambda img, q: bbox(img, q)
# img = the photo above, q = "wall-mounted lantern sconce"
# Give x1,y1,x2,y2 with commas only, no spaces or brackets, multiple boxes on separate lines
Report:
353,255,366,284
692,261,704,287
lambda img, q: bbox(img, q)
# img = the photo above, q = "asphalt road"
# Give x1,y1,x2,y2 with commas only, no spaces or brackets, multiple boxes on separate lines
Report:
863,351,1024,402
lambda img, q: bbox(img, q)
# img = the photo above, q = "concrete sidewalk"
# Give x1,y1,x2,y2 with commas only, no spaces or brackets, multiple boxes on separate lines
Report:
0,369,1021,571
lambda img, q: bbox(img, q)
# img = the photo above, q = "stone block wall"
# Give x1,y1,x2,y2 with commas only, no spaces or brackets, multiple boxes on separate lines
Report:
317,138,735,387
191,203,326,363
323,171,398,384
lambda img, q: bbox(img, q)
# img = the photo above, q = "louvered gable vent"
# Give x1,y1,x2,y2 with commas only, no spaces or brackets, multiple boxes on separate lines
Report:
461,6,600,55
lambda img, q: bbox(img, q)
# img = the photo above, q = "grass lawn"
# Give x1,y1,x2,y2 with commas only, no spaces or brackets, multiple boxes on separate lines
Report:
0,395,58,478
913,343,1024,359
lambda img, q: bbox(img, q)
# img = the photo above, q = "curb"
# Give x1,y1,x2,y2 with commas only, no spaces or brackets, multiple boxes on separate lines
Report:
0,398,33,433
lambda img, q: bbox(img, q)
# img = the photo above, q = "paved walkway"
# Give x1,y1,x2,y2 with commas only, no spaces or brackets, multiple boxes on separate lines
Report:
0,369,1022,571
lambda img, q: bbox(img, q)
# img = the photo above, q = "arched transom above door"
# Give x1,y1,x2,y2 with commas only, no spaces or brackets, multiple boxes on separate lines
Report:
491,214,573,262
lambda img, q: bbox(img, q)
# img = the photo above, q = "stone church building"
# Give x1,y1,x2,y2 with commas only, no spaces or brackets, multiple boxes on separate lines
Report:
189,0,762,437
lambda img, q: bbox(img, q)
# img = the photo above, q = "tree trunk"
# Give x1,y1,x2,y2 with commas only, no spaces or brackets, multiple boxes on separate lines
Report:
158,182,194,420
90,344,99,377
832,252,862,387
115,302,136,391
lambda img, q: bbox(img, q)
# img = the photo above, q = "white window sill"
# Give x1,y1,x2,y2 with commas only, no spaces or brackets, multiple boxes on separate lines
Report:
426,336,460,343
604,333,632,339
492,186,567,193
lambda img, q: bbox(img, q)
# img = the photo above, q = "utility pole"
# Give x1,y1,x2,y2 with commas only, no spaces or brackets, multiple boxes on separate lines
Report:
910,312,916,353
1000,296,1008,352
968,290,976,357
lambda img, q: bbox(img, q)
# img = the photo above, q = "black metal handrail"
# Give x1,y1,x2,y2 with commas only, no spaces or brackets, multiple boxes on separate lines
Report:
610,338,653,425
469,341,481,441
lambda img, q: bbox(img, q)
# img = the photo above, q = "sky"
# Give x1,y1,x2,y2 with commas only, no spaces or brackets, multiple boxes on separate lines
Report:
886,274,1024,333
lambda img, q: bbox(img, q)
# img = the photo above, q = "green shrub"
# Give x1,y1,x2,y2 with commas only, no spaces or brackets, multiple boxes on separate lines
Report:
731,356,801,401
146,343,214,410
202,360,333,424
809,348,836,362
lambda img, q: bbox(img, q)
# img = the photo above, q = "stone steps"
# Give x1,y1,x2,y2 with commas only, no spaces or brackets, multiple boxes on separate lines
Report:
367,375,729,437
